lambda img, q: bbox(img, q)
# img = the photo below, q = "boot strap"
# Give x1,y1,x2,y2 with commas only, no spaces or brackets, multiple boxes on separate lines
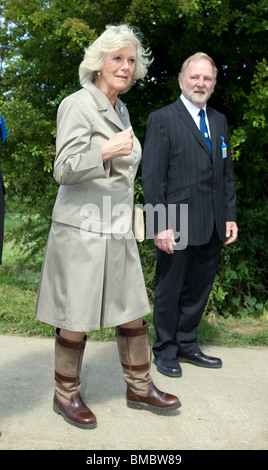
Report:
55,370,77,384
120,361,150,371
56,328,86,350
116,322,147,337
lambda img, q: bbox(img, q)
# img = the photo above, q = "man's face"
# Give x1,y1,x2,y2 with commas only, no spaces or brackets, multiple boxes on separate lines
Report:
179,59,216,108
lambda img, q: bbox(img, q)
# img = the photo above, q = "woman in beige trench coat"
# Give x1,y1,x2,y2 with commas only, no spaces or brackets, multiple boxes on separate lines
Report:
35,24,180,429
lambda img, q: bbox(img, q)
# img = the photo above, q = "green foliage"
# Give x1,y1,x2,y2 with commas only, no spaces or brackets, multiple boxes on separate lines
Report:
1,244,267,345
0,0,267,319
207,243,268,318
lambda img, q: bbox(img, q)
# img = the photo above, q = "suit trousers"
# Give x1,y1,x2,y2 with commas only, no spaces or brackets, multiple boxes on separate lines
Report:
152,227,223,359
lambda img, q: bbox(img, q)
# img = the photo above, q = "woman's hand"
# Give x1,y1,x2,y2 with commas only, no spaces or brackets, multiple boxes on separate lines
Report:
101,126,134,162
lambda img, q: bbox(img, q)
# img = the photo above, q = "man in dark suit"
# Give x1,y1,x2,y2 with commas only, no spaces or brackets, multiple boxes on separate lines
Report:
142,52,238,377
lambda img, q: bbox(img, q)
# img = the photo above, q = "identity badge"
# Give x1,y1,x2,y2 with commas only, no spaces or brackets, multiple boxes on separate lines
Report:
221,136,227,159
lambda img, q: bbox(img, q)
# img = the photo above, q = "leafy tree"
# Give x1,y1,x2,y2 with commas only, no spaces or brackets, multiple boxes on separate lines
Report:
0,0,267,314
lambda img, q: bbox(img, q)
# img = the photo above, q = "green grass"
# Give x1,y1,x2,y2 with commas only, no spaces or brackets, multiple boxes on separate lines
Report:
1,211,268,346
1,241,268,347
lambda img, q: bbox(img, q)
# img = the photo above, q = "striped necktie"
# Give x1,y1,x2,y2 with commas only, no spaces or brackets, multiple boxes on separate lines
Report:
199,109,212,154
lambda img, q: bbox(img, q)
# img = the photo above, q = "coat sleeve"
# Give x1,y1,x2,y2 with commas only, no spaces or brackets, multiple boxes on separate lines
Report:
142,111,170,233
223,116,237,222
53,96,108,185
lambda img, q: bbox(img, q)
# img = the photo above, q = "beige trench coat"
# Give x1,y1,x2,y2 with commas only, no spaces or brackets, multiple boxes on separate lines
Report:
35,82,150,331
52,81,140,234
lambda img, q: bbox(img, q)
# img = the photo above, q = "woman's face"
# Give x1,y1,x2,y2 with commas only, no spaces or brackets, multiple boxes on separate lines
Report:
96,46,137,101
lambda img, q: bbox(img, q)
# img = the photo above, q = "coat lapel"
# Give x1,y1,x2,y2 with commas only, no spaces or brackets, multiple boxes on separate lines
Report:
103,105,127,131
206,106,217,161
175,98,211,157
83,82,126,131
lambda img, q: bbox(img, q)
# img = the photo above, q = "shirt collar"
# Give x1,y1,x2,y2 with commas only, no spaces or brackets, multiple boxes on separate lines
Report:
180,93,207,117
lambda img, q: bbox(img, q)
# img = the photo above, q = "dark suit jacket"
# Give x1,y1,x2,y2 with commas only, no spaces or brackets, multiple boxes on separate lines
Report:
142,97,237,245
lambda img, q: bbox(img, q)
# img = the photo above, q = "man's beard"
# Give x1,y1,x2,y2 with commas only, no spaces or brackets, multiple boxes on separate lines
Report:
184,87,211,106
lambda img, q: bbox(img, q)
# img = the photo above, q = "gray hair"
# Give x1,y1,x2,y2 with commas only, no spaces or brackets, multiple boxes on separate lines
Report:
79,24,153,91
179,52,218,79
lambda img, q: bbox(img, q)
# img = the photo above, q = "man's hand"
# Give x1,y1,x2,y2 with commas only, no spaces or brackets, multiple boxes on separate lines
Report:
154,229,176,254
224,221,238,245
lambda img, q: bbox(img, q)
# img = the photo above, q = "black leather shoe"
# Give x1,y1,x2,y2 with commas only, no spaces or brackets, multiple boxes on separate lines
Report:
177,352,222,368
154,358,182,377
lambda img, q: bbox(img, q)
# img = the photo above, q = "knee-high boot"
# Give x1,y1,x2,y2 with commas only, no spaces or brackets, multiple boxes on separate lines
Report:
116,322,181,411
53,328,97,429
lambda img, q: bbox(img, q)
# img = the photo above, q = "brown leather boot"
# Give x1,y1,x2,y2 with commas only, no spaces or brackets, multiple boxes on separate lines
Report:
53,328,97,429
116,322,181,411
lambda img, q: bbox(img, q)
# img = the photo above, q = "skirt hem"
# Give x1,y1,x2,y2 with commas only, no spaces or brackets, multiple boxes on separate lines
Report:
36,307,150,332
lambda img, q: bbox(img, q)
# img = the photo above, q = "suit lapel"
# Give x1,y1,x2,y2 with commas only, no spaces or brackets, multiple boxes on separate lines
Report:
175,98,211,157
206,106,217,161
83,82,126,131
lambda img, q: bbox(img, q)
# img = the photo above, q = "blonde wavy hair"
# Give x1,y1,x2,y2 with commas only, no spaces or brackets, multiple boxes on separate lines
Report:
79,24,153,92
